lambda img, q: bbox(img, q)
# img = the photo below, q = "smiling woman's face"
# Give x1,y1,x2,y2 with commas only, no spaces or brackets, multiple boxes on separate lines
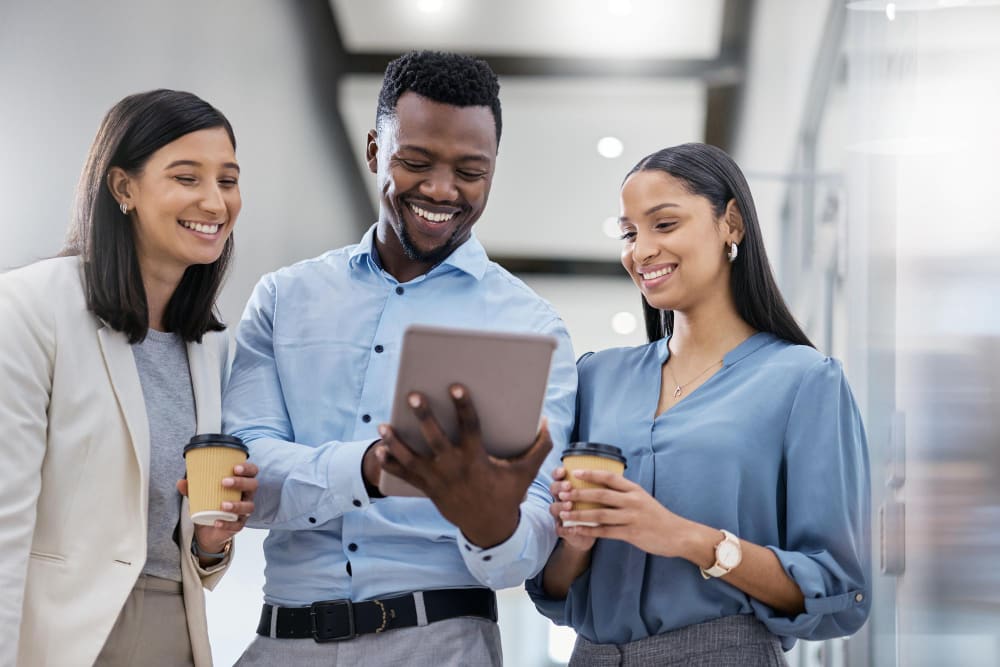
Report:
118,127,241,280
618,169,735,313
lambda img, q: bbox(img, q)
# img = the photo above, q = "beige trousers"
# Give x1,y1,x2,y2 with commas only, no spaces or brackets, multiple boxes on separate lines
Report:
94,574,194,667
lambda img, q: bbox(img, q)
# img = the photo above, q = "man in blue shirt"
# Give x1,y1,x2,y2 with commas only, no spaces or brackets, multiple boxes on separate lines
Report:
224,51,577,666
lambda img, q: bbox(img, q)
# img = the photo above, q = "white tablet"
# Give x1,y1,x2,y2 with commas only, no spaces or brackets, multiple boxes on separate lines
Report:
378,324,558,497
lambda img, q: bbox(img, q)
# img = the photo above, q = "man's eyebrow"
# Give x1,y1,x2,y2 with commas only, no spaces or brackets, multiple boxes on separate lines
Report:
397,145,491,163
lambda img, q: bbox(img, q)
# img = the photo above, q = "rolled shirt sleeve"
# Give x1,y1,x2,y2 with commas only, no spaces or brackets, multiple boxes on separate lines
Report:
752,357,872,640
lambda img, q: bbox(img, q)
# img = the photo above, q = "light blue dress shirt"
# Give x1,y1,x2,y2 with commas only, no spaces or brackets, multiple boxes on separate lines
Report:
527,333,871,650
224,226,576,607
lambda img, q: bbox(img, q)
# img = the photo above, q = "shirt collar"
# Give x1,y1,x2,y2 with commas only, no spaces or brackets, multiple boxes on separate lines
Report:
348,223,488,281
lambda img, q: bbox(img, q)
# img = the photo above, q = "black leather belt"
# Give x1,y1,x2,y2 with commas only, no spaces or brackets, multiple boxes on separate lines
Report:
257,588,498,642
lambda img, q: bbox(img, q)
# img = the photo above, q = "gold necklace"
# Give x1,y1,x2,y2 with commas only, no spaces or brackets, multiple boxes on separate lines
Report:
666,358,723,398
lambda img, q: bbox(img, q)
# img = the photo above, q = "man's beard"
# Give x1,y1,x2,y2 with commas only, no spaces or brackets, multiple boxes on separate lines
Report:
398,221,462,266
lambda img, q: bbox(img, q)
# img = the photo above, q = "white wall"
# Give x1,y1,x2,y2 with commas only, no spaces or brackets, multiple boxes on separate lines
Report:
0,0,364,326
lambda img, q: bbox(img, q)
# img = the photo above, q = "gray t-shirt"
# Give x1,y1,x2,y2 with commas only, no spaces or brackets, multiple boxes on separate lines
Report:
132,328,196,582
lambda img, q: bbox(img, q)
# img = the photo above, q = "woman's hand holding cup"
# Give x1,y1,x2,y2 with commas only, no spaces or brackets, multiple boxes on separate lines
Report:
178,434,259,559
550,466,597,552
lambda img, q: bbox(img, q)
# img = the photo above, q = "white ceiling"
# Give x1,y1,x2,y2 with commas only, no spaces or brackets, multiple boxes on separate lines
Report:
339,74,706,259
331,0,723,59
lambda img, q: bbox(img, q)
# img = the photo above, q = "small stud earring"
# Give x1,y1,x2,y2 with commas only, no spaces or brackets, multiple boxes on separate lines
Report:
728,242,738,263
120,201,128,215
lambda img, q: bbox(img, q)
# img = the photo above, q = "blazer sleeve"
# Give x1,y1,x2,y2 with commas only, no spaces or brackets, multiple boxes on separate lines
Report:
0,273,55,667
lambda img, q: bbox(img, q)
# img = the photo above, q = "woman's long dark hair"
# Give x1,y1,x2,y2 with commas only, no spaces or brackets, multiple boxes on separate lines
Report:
627,143,814,348
62,89,236,344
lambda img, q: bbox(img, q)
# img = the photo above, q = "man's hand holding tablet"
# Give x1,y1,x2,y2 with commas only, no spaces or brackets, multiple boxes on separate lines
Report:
362,325,557,548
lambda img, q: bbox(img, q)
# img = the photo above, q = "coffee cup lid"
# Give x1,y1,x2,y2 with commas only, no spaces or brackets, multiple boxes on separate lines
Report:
183,433,247,457
561,442,626,465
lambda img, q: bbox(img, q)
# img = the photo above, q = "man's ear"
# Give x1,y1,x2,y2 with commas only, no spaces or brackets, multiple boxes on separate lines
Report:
366,129,379,174
723,198,745,245
106,167,132,208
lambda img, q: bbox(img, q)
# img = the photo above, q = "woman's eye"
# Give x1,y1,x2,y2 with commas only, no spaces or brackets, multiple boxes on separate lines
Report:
174,176,197,184
219,178,239,188
655,221,676,231
619,231,636,241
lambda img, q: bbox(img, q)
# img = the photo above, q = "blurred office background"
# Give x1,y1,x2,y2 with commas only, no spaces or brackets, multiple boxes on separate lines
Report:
2,1,999,665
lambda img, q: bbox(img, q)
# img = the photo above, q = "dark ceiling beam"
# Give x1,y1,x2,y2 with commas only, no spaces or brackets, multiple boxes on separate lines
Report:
339,52,742,85
490,256,629,279
703,0,755,152
291,1,376,234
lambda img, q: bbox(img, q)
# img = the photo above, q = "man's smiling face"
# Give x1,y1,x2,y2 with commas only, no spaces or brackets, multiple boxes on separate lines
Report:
368,91,498,280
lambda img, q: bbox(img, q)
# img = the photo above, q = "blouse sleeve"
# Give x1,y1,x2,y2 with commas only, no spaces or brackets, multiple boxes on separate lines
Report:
752,357,872,640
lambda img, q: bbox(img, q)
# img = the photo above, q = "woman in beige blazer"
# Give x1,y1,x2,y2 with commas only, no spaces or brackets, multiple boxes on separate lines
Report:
0,90,258,666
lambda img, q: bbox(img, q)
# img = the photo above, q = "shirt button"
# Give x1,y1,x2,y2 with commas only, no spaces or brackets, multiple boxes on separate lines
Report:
482,555,492,562
362,414,372,423
352,499,362,507
308,517,316,524
348,543,358,552
855,593,864,603
395,286,404,295
374,344,384,354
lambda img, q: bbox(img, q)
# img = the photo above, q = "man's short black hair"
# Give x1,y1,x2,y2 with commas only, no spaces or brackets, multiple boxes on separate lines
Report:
376,50,502,146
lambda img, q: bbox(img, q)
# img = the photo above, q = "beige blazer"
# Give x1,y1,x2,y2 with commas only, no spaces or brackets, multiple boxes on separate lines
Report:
0,256,232,667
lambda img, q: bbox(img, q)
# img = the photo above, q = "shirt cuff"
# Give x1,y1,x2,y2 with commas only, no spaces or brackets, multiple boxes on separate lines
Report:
752,546,870,640
320,438,379,515
457,511,529,589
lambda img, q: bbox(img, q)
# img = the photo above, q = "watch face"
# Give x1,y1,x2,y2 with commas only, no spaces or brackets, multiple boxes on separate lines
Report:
718,541,740,568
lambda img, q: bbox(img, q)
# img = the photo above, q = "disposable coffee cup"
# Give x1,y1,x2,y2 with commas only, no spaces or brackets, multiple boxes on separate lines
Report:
560,442,627,527
183,434,248,526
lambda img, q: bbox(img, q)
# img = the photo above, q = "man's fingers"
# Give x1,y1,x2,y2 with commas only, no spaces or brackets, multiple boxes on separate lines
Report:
512,422,553,474
408,392,453,455
176,479,189,497
449,384,482,451
379,425,419,468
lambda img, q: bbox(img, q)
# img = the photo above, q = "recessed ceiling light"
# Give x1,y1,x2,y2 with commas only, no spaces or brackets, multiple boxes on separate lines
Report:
611,311,637,335
608,0,633,16
418,0,444,13
886,2,897,19
602,216,622,239
597,136,624,159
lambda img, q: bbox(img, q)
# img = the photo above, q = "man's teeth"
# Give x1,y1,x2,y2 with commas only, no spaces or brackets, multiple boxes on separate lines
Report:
180,220,221,234
641,266,675,279
409,203,455,223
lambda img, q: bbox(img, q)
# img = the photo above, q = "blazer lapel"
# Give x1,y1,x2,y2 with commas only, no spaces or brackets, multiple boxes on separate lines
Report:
187,338,221,434
97,326,150,484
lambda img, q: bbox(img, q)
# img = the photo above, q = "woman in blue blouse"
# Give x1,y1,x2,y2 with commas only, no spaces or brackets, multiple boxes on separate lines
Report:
527,143,871,665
